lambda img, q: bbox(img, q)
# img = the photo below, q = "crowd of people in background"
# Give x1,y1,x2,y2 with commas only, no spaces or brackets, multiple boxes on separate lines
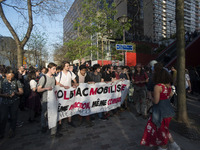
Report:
0,61,200,149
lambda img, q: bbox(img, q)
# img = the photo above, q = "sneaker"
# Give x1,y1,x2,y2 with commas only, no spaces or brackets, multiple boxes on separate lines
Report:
68,121,76,128
86,120,94,128
136,113,142,117
168,142,181,150
51,132,63,138
158,147,167,150
57,124,63,132
90,116,95,121
78,120,83,127
8,129,15,138
28,118,36,123
41,127,48,133
0,135,4,140
142,115,148,119
99,116,108,121
16,121,23,128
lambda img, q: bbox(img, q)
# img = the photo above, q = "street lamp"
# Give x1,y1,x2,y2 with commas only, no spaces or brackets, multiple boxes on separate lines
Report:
118,16,128,65
169,20,173,38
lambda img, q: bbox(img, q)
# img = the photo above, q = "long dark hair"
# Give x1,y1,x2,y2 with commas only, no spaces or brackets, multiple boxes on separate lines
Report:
153,63,172,84
28,71,36,81
134,65,145,76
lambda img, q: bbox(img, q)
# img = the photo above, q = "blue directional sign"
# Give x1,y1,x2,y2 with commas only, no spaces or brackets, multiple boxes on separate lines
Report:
116,44,133,51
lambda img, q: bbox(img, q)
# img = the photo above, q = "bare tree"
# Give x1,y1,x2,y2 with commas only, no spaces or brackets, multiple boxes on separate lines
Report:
0,36,17,69
25,31,47,68
53,43,69,65
176,0,189,125
0,0,70,68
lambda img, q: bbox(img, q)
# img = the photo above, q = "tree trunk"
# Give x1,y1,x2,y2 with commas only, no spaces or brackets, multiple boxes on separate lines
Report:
17,44,23,68
101,38,104,66
0,0,33,68
176,0,189,124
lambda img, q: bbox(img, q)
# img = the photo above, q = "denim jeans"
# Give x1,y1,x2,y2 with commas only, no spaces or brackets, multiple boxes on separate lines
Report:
0,100,20,136
134,86,147,115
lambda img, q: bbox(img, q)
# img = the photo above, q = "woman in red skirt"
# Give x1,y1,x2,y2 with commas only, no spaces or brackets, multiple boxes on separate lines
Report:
140,63,181,150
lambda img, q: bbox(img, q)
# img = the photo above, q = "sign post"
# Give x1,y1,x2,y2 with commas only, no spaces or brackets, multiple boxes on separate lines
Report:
116,44,134,51
116,44,135,65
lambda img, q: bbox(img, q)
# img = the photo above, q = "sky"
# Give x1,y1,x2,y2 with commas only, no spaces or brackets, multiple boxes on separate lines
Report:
0,0,74,61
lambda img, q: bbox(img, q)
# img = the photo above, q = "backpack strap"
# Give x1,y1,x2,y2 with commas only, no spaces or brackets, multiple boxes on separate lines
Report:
59,71,62,83
15,79,18,89
58,71,72,83
42,75,47,88
68,71,72,76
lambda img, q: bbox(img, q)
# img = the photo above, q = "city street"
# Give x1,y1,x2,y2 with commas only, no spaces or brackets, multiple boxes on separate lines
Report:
0,100,200,150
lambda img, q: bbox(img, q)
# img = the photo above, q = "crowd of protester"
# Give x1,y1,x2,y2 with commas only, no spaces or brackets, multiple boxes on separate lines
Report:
0,61,200,150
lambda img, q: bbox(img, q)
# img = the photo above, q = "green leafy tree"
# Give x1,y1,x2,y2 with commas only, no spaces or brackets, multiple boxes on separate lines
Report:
25,31,47,68
64,0,131,65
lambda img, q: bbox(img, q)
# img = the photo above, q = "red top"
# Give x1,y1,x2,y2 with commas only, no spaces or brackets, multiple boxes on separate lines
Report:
132,72,148,87
157,83,171,100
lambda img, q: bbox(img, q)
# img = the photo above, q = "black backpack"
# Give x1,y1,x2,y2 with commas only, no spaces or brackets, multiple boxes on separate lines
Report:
23,79,31,99
37,75,47,98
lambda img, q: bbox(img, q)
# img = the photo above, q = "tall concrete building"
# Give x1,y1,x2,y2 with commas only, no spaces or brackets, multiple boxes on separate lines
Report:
115,0,200,42
63,0,114,43
115,0,145,41
63,0,82,42
0,35,17,69
63,0,115,61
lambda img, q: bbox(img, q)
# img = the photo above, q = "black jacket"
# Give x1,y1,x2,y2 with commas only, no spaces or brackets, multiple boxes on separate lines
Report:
75,72,93,83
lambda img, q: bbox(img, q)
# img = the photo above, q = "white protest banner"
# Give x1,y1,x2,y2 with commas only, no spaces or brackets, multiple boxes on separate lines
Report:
47,80,130,128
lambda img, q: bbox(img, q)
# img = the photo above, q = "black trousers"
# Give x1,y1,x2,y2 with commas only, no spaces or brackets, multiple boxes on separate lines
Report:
0,100,19,136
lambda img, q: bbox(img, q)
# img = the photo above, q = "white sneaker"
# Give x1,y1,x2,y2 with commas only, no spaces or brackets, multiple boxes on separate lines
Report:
158,146,167,150
168,142,181,150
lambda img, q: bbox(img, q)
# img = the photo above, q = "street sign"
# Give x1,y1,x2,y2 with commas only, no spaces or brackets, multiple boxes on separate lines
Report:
116,44,133,51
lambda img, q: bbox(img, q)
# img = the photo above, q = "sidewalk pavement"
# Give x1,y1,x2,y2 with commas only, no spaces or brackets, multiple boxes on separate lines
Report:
0,103,200,150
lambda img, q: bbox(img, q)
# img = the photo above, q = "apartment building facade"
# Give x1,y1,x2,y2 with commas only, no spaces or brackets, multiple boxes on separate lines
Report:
63,0,82,43
0,35,17,69
115,0,200,42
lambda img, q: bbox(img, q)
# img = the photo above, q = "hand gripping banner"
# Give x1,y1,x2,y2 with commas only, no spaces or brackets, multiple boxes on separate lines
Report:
47,80,130,128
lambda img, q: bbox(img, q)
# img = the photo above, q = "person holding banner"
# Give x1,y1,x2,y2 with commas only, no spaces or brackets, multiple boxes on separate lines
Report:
75,65,94,127
55,61,77,128
37,62,63,138
90,64,108,121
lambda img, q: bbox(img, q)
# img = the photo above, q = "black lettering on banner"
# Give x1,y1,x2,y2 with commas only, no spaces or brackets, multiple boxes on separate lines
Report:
117,84,121,92
58,103,69,112
97,87,103,94
70,90,74,99
92,98,100,107
100,100,107,106
92,98,107,107
76,87,82,96
103,86,108,93
57,90,63,98
58,103,61,112
82,88,89,96
111,86,115,93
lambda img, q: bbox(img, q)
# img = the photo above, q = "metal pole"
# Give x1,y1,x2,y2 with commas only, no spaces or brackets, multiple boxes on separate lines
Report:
169,20,172,38
123,27,126,66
